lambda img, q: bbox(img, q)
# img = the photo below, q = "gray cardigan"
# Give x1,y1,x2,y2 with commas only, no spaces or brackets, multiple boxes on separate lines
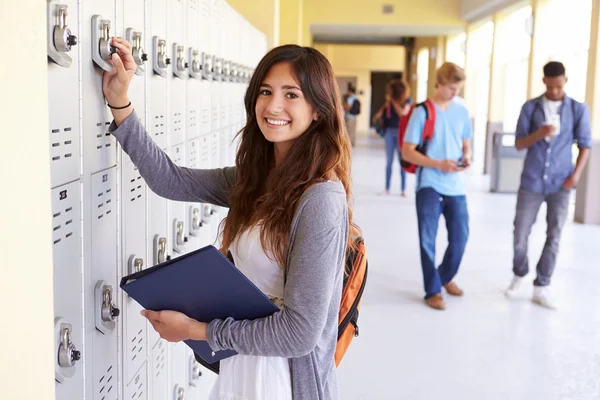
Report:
110,111,347,400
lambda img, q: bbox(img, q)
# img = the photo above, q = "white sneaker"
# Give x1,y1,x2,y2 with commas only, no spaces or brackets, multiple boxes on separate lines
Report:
504,275,523,298
532,286,557,309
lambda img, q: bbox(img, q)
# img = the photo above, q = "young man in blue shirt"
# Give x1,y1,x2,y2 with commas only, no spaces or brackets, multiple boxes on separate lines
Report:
505,62,591,309
402,63,473,310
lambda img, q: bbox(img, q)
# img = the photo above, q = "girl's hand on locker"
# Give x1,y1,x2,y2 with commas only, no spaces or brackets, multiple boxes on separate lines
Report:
102,37,136,107
141,309,208,342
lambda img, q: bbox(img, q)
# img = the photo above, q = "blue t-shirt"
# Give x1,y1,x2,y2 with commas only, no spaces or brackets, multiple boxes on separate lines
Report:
404,100,472,196
346,94,357,119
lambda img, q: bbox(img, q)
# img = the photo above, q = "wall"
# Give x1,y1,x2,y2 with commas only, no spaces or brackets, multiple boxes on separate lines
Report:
228,0,280,47
303,0,464,45
315,43,407,134
0,1,56,400
279,0,304,45
461,0,526,21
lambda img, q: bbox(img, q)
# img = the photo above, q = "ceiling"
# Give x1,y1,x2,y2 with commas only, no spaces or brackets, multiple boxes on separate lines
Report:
311,23,466,44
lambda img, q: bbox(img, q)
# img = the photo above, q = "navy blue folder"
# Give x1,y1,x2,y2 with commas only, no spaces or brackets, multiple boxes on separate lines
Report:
119,245,279,364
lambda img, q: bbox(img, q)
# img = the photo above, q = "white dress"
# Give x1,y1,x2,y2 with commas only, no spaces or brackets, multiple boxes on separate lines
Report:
208,225,293,400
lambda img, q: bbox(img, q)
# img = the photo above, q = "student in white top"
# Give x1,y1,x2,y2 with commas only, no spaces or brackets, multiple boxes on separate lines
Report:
103,39,353,400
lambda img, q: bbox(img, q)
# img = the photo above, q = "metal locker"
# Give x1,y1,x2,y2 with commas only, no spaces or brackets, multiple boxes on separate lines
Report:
122,0,148,165
171,342,188,400
186,347,216,400
82,2,118,175
186,139,211,251
47,0,80,189
121,161,148,386
51,181,84,400
149,0,169,150
169,0,187,147
88,167,119,400
125,362,148,400
185,0,202,142
151,340,169,400
169,144,188,257
199,0,211,138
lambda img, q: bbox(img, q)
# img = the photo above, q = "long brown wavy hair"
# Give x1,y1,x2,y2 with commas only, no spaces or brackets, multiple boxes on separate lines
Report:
220,45,353,269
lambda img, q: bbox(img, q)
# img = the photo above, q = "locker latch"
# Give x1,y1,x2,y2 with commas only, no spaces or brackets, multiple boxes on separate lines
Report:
230,63,239,83
201,52,213,80
155,235,170,264
47,4,77,68
173,44,188,79
202,204,215,223
101,286,120,322
153,37,170,78
58,324,81,368
189,356,202,387
174,385,185,400
126,28,147,76
91,15,116,72
128,255,144,275
190,206,202,236
189,48,202,79
95,281,119,334
223,60,231,81
173,220,187,254
214,57,223,81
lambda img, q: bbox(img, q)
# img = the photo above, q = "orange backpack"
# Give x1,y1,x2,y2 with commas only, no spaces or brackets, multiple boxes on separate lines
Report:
335,223,368,366
195,224,368,373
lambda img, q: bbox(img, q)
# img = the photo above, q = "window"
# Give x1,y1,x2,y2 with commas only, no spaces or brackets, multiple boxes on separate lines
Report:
416,48,430,103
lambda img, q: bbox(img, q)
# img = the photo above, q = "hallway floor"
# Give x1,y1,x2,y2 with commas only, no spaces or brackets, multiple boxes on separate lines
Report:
338,138,600,400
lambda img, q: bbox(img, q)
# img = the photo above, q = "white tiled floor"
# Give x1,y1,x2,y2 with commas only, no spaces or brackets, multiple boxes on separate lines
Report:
338,139,600,400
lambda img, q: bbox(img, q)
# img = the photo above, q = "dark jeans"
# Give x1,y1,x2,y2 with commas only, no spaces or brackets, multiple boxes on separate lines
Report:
384,127,406,192
416,188,469,298
513,188,570,286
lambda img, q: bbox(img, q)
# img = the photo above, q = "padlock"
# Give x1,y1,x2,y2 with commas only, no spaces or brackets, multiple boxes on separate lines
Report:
101,286,120,322
53,6,77,53
58,324,81,368
99,20,115,61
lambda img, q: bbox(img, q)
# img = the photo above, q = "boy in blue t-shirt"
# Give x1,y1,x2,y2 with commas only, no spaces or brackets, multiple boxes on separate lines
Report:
402,62,473,310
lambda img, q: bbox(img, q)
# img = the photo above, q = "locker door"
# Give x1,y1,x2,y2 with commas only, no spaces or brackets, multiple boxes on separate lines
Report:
169,0,187,147
169,144,188,257
121,0,148,165
121,162,148,390
151,340,169,400
171,342,187,400
186,139,211,250
186,347,216,400
88,167,119,400
149,0,168,150
186,0,202,141
199,0,212,137
147,187,169,348
124,363,148,400
47,0,80,189
82,1,117,175
197,134,217,244
51,181,84,400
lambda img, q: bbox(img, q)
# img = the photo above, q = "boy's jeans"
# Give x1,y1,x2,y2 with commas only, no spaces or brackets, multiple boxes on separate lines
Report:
416,188,469,298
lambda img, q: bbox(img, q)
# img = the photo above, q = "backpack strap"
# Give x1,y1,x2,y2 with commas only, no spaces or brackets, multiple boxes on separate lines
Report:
571,98,579,138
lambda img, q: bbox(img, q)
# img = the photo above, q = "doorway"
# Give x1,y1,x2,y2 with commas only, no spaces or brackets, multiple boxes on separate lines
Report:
370,71,403,127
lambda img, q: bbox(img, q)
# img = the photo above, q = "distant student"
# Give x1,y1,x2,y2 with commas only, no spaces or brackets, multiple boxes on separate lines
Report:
104,38,353,400
402,62,472,310
505,61,591,309
344,85,359,146
372,79,411,196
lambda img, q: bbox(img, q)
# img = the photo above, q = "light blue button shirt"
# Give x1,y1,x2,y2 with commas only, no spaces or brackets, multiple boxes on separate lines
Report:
345,94,357,119
404,101,473,196
515,95,591,195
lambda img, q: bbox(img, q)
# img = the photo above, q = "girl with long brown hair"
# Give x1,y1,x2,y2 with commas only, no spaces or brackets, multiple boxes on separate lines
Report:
103,38,352,400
